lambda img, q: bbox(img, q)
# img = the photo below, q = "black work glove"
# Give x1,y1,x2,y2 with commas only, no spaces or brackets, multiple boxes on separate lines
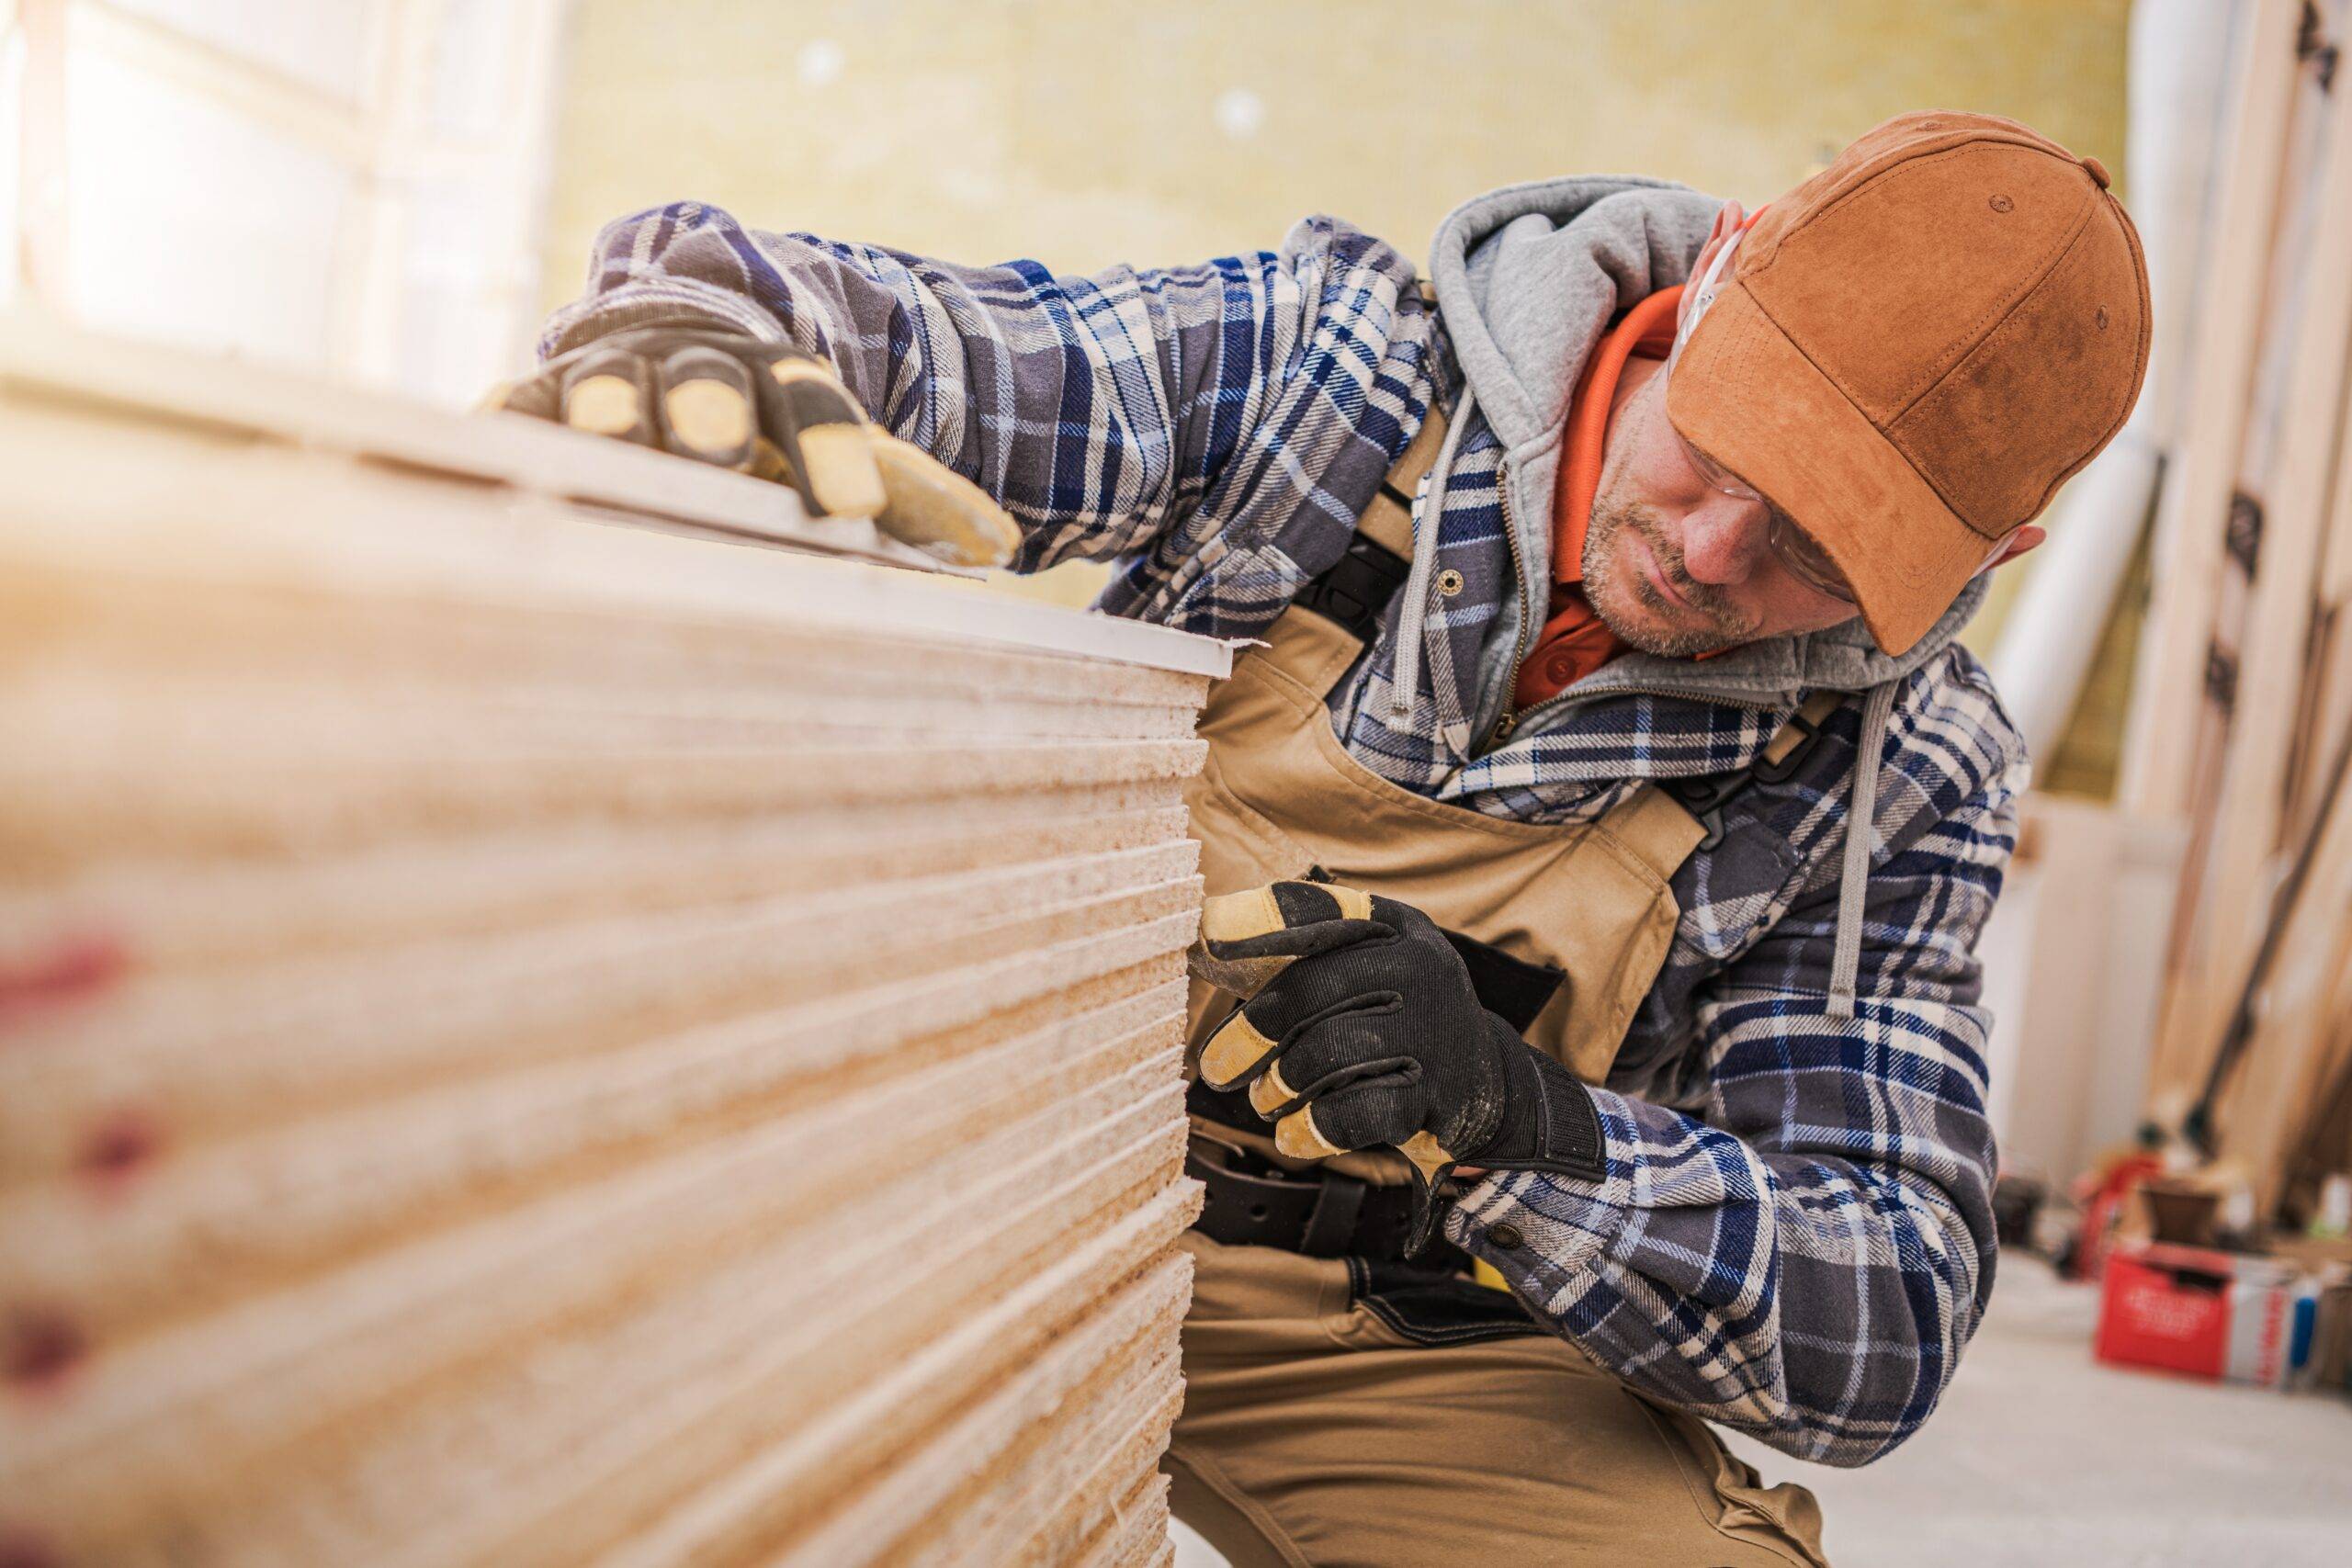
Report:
1189,880,1606,1256
484,325,1020,568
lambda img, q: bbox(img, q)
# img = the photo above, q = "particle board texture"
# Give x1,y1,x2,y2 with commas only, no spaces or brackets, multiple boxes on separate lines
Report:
0,321,1220,1567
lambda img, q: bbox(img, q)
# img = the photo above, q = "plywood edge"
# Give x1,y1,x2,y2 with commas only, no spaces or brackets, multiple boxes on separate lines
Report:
0,317,1232,682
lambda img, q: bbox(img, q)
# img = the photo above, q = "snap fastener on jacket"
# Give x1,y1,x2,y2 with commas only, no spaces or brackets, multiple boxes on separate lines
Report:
1487,1222,1526,1251
1988,194,2014,213
1437,568,1464,597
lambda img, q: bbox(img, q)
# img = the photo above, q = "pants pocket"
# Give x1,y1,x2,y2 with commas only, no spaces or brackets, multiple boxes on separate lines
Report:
1640,1396,1833,1567
1342,1255,1549,1348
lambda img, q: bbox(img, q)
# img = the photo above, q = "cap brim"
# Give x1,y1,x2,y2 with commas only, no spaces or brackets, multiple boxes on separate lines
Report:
1665,283,1997,655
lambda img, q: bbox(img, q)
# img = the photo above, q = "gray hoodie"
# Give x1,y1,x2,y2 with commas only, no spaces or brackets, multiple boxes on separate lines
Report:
1414,175,1986,739
1387,176,2005,1024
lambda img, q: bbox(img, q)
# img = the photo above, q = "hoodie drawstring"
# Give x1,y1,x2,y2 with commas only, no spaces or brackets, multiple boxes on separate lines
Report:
1389,384,1476,730
1827,678,1897,1021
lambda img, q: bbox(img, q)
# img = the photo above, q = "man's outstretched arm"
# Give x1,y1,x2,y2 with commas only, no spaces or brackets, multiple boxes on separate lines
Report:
531,202,1439,629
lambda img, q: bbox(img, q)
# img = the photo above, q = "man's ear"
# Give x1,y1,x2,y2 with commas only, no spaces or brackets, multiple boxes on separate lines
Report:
1706,198,1746,250
1677,200,1746,335
1990,524,2046,568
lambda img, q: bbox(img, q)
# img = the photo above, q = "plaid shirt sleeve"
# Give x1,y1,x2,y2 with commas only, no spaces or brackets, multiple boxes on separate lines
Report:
537,202,1434,629
1446,679,2024,1468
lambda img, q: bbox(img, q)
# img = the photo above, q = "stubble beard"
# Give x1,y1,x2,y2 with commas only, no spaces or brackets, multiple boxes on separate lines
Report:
1580,496,1755,658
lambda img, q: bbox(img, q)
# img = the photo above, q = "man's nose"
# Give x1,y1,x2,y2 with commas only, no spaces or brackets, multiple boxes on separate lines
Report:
1677,496,1774,585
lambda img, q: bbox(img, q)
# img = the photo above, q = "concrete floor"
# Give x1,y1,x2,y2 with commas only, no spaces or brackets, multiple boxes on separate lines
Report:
1170,1256,2352,1566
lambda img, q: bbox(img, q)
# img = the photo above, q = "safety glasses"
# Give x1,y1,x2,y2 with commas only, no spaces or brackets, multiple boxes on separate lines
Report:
1665,421,1860,604
1665,224,1859,605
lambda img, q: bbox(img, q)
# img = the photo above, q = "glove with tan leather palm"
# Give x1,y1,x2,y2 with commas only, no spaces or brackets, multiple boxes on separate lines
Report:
486,325,1020,568
1190,880,1606,1254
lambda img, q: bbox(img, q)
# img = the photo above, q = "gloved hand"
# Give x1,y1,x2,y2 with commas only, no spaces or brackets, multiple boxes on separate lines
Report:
1189,879,1606,1254
485,325,1021,568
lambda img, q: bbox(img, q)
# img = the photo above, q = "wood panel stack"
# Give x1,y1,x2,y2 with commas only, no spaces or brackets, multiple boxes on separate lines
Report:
0,318,1224,1565
2122,0,2352,1218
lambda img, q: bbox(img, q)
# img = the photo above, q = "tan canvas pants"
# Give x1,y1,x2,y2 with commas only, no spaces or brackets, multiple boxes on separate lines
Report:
1164,1234,1828,1567
1165,405,1830,1563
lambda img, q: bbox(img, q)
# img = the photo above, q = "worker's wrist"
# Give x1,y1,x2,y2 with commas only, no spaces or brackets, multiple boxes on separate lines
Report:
543,294,779,358
1454,1035,1605,1181
1443,1083,1638,1271
1444,1166,1621,1284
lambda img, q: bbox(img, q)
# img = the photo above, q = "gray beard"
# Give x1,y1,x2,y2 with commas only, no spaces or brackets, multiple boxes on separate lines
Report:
1579,498,1755,658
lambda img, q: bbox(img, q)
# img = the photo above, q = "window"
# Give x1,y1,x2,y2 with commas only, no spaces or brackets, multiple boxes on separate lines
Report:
6,0,570,404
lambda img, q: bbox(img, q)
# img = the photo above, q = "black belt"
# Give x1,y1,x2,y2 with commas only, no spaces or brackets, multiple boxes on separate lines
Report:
1187,1084,1472,1270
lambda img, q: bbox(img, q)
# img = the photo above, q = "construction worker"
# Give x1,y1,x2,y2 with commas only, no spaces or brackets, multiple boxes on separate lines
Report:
498,111,2147,1565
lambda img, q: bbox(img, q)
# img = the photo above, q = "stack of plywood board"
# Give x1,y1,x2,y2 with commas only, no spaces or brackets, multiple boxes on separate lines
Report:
0,317,1224,1565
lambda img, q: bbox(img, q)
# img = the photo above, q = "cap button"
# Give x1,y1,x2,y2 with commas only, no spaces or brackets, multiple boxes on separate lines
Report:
2082,155,2111,190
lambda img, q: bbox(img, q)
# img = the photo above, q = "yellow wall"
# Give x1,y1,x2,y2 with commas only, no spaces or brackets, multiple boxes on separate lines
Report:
545,0,2127,295
542,0,2130,619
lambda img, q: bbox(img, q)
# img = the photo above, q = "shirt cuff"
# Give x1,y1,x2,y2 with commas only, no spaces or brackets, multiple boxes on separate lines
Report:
540,284,786,358
1442,1085,1644,1284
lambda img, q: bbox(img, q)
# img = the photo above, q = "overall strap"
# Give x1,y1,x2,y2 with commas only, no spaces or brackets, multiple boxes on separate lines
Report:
1599,688,1848,886
1650,690,1847,850
1288,403,1450,644
1357,401,1450,558
1283,277,1442,643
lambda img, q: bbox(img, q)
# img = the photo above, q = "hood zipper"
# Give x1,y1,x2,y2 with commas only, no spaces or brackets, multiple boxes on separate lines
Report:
1481,470,1537,750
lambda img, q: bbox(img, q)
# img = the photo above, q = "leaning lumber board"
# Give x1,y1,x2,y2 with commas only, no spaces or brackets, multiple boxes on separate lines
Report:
2285,383,2352,842
2120,0,2305,820
2212,741,2352,1213
2151,24,2352,1107
0,321,1224,1565
2144,4,2335,1012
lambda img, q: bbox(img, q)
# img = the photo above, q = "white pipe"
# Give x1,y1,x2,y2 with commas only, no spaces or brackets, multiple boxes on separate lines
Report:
2128,0,2246,453
1989,434,2161,757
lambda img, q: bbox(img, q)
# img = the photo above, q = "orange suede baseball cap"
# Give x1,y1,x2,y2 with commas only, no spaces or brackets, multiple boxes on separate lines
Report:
1666,110,2151,654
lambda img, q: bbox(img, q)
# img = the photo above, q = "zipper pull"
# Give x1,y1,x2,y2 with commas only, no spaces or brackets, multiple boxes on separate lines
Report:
1487,710,1519,746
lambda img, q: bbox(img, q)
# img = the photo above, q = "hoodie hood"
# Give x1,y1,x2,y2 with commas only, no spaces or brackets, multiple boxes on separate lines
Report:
1423,175,1984,711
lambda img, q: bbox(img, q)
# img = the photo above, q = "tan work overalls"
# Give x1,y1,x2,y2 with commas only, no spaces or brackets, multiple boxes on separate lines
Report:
1164,406,1832,1567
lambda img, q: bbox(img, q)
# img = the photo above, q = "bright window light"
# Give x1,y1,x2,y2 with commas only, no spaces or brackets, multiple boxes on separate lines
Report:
0,20,24,308
64,45,351,367
107,0,375,104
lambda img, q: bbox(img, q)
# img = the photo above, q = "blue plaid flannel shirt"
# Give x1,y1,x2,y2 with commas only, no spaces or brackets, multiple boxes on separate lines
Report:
543,201,2024,1467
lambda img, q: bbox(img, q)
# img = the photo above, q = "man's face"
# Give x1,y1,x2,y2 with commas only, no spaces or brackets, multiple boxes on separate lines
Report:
1581,367,1859,658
